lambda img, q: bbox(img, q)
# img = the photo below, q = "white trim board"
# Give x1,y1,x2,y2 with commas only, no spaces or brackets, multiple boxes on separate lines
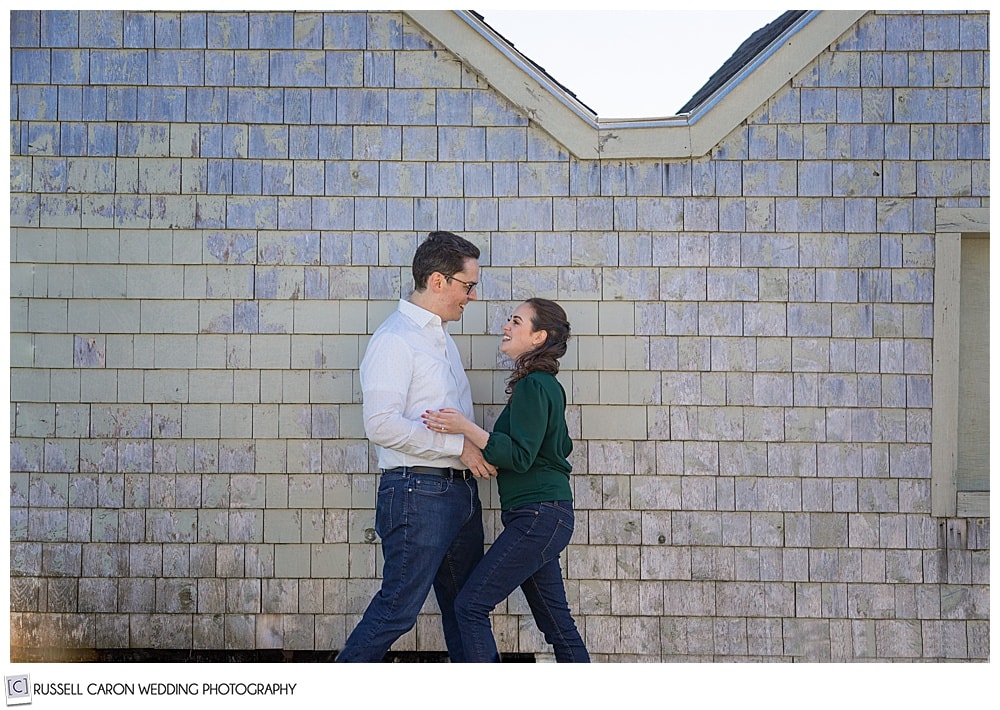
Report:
931,208,990,518
405,10,868,160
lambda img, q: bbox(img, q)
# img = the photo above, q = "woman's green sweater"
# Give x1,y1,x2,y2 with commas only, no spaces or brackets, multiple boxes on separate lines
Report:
481,371,573,510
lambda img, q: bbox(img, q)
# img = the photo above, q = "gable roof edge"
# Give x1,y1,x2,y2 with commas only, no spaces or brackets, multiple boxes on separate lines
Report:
404,10,868,160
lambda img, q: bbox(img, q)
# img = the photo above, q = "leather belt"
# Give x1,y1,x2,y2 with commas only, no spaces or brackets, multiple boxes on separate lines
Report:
382,466,474,481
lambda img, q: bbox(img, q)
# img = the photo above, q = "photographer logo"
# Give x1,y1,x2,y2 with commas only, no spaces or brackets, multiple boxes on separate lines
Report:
5,676,31,706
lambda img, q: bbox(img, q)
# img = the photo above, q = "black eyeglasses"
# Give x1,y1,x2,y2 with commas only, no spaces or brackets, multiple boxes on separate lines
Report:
446,275,478,295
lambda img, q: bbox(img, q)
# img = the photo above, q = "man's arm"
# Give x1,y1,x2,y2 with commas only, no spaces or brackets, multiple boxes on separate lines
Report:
461,437,497,479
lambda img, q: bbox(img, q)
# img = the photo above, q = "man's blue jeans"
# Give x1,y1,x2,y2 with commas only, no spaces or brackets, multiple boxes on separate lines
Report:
336,468,484,662
454,500,589,662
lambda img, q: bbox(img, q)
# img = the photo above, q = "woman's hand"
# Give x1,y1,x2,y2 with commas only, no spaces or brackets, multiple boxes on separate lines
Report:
424,408,491,451
422,408,472,437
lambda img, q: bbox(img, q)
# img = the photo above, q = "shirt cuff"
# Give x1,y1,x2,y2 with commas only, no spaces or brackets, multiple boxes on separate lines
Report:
442,432,465,457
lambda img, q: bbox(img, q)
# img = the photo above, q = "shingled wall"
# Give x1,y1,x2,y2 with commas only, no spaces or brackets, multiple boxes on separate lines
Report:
9,10,990,661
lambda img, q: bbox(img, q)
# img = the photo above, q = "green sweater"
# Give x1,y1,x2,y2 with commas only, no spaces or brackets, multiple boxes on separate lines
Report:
481,371,573,510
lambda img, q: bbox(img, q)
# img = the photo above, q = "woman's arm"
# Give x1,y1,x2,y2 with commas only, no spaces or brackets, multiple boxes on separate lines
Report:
482,376,549,473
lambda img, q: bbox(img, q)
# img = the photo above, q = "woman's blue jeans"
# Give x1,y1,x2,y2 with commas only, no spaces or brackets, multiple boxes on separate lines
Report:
336,468,484,662
455,500,589,662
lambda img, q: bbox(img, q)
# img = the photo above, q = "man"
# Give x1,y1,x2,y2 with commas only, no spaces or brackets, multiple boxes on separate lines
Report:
336,231,496,662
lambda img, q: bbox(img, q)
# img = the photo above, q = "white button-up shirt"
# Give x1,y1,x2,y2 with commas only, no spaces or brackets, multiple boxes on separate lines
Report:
360,299,472,470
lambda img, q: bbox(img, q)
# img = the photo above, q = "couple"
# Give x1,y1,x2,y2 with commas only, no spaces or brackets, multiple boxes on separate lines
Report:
336,231,589,663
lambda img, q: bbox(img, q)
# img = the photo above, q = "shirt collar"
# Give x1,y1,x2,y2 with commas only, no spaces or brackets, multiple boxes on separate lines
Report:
398,298,442,329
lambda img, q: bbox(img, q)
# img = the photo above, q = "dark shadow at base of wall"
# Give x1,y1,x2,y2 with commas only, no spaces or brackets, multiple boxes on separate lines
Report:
11,648,536,663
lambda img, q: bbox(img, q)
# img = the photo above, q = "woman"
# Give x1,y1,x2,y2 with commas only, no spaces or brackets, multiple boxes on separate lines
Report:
422,297,589,663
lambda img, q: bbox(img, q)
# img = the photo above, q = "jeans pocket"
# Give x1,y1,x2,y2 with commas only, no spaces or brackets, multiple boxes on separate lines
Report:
540,517,573,564
374,485,394,539
409,475,450,495
540,500,574,517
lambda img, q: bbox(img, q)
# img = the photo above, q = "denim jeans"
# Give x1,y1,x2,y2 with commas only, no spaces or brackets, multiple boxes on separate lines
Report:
336,468,484,662
455,500,589,662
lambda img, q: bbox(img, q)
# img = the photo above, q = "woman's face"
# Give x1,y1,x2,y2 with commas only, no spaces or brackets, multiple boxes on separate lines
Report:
500,302,547,360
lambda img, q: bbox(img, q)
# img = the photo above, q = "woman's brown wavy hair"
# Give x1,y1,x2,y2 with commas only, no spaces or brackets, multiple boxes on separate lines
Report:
505,297,571,398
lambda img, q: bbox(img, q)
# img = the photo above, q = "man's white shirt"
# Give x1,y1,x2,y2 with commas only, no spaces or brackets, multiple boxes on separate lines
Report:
360,299,473,470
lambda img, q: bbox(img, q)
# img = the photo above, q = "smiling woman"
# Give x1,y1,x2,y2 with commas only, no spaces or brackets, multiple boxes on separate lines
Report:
479,10,781,117
419,298,585,662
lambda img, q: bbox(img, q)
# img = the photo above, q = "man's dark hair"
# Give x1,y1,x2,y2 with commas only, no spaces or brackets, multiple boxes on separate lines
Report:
411,231,480,290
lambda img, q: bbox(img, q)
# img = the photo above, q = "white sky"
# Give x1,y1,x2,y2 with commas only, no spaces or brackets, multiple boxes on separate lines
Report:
477,10,784,118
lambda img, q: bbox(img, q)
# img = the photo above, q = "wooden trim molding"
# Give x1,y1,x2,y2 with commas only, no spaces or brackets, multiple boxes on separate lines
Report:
958,492,990,518
931,208,990,517
404,10,868,159
931,231,963,516
937,207,991,234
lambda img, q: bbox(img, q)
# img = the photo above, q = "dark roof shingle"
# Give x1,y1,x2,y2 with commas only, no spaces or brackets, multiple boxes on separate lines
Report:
677,10,808,114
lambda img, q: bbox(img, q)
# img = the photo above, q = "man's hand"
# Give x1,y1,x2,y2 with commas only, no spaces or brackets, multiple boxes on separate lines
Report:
461,438,497,479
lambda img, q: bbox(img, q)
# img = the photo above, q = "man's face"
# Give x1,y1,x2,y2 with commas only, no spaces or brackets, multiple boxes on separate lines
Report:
439,258,479,323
